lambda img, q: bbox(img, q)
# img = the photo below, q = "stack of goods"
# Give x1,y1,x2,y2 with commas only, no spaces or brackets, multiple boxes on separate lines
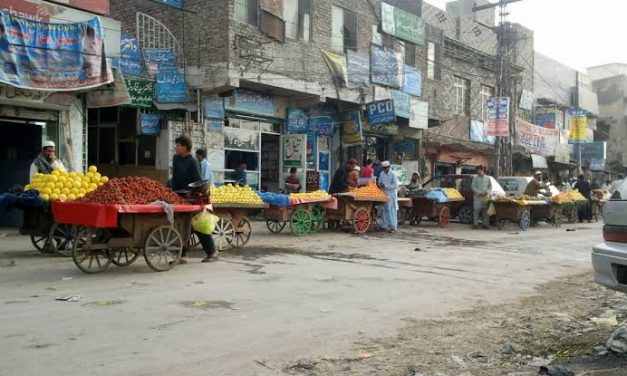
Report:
79,176,188,205
348,182,388,201
258,192,290,207
494,195,529,206
441,188,464,201
289,190,331,201
26,166,109,202
568,190,588,202
209,184,263,205
552,192,574,204
426,190,448,203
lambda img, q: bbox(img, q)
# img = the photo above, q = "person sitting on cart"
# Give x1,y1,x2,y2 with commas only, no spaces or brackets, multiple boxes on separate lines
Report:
329,159,357,194
523,171,550,201
29,140,65,182
285,167,302,193
172,135,218,264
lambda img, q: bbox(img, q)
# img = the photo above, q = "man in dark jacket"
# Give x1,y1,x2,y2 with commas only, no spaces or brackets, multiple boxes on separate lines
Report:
329,159,357,194
574,175,592,222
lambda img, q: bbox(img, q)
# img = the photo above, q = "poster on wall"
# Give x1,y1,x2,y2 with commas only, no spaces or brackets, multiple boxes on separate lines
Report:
306,133,316,168
568,109,588,144
319,172,330,192
403,65,422,97
341,111,363,146
370,44,402,88
470,120,496,145
140,113,161,135
347,50,370,88
319,152,330,171
0,13,113,91
486,97,510,137
514,118,559,156
283,134,306,167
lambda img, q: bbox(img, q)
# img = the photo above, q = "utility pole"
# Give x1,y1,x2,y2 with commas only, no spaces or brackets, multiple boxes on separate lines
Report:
473,0,522,177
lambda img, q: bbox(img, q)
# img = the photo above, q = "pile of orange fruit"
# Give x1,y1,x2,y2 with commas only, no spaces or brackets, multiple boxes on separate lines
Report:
349,182,388,201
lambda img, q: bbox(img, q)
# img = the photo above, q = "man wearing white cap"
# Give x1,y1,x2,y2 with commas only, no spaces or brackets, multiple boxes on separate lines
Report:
523,171,548,198
377,161,399,233
29,140,65,182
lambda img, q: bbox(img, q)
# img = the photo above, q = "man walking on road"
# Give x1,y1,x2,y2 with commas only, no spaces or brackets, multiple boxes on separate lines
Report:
471,166,491,229
378,161,399,233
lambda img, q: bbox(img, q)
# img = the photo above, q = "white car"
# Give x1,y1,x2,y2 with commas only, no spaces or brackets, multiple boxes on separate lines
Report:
498,176,560,197
592,180,627,293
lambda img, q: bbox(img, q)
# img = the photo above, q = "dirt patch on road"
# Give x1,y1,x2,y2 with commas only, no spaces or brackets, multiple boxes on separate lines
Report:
284,273,627,375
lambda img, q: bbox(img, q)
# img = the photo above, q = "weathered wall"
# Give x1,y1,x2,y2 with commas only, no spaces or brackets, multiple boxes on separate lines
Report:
592,75,627,168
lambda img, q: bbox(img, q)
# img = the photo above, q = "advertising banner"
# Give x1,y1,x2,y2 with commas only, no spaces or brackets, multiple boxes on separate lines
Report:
203,95,224,119
155,72,187,103
321,50,347,86
346,50,370,88
0,13,113,91
117,34,143,77
287,108,308,133
568,109,588,144
341,111,363,146
486,97,510,137
391,89,411,119
469,120,496,145
366,99,395,125
370,44,402,88
409,98,428,129
224,89,275,118
381,2,425,46
140,113,161,135
535,106,556,129
403,65,422,97
515,118,559,156
124,77,154,108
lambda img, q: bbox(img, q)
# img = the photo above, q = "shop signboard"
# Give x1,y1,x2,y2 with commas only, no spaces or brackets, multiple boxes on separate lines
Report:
117,34,143,77
391,90,411,119
124,77,154,108
535,106,556,129
381,2,425,46
469,120,496,145
224,128,259,151
341,111,363,146
282,133,306,167
486,97,510,137
0,13,113,91
140,113,161,135
225,89,275,118
306,171,320,192
0,84,73,109
149,0,183,8
363,122,399,136
403,65,422,97
568,109,588,144
514,118,559,157
155,73,187,103
394,139,415,153
367,99,395,125
287,108,308,133
409,98,428,129
308,116,334,136
370,44,402,88
143,48,177,77
347,50,370,88
203,95,224,119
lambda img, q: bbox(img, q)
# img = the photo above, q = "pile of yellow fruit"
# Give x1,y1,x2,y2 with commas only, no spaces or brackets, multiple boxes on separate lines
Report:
349,182,388,201
289,190,331,200
568,190,588,201
210,184,263,205
441,188,464,200
25,166,108,202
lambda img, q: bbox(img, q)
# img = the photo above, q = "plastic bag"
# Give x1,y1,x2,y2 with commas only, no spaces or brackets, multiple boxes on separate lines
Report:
487,202,496,217
192,210,219,235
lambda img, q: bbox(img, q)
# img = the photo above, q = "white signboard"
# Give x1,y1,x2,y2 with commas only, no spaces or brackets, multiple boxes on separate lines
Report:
409,98,428,129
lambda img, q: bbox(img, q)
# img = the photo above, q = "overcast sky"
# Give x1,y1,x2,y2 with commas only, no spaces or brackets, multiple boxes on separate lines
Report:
426,0,627,72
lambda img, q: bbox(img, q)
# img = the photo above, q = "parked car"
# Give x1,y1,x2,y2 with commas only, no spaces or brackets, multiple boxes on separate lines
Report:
422,174,506,224
592,180,627,293
498,176,560,197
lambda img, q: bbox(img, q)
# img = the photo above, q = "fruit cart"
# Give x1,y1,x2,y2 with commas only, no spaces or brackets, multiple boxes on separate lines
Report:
211,203,268,251
325,193,388,234
530,202,563,228
397,197,413,225
493,200,539,231
409,197,464,227
52,201,204,273
264,197,334,236
18,204,82,256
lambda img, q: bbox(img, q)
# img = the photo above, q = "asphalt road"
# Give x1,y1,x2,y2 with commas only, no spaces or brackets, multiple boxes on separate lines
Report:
0,221,602,376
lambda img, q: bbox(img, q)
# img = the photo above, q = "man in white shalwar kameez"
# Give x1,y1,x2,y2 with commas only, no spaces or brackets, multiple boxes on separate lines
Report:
378,161,399,233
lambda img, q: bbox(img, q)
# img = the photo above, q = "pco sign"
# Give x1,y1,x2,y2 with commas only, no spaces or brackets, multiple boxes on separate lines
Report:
367,99,396,125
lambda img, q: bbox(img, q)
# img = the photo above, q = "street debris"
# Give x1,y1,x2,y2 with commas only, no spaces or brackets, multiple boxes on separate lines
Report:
607,325,627,354
1,259,16,267
55,296,81,302
538,365,574,376
590,315,619,327
61,277,73,281
502,340,523,354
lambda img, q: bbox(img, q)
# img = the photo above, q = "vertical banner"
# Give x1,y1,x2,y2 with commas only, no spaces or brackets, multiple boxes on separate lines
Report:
347,50,370,88
486,97,510,137
321,50,348,86
403,65,422,97
341,111,363,146
535,106,557,129
568,109,588,144
370,44,402,88
118,34,144,77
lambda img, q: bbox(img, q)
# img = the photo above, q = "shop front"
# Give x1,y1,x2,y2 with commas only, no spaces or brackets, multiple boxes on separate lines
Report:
426,144,494,177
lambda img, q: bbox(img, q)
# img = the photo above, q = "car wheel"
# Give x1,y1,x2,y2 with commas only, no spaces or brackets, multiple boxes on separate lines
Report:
458,205,473,224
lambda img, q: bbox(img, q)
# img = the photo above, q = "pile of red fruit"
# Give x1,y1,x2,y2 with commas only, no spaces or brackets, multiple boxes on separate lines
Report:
79,177,188,205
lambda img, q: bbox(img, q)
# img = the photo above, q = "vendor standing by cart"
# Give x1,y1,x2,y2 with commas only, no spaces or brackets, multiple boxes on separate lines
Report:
29,141,65,182
329,159,357,194
378,161,399,233
172,135,218,263
471,166,491,229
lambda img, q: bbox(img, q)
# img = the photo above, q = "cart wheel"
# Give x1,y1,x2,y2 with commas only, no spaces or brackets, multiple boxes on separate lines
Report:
411,215,422,226
438,206,451,227
290,209,312,236
353,207,371,234
519,210,531,231
497,218,507,230
310,205,324,233
213,218,234,251
188,231,201,248
144,225,183,272
72,228,112,274
233,217,252,248
266,219,286,233
30,234,50,253
552,207,563,228
48,223,82,257
111,248,140,267
457,205,474,225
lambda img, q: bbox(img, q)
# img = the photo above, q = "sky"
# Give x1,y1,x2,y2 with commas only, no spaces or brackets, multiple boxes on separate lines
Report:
426,0,627,72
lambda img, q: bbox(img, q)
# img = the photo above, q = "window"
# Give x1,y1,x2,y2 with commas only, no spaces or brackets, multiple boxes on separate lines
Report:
331,6,357,53
427,41,441,80
284,0,311,41
404,42,416,66
480,85,494,121
454,76,470,115
235,0,259,26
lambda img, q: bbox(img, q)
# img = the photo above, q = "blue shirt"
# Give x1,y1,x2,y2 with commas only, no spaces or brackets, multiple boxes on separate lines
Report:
200,159,213,183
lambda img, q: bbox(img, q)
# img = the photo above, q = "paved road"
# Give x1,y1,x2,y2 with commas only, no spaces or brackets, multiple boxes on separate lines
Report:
0,221,601,375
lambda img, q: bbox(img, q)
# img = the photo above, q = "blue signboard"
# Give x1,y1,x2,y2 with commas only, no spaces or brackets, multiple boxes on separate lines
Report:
367,100,396,125
150,0,183,8
0,13,112,90
319,172,330,192
287,108,308,132
403,65,422,97
203,95,224,119
394,139,415,153
224,89,275,118
347,50,370,87
319,153,330,171
156,73,187,103
140,113,161,135
391,90,411,119
143,48,177,75
535,107,557,129
370,44,402,88
308,104,337,135
117,34,143,77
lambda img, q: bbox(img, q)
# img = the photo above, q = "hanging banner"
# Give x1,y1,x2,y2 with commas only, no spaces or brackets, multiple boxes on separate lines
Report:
124,77,154,108
224,89,275,118
341,111,363,146
568,109,588,144
140,113,161,135
347,50,370,88
391,89,411,119
367,99,395,125
87,69,131,108
409,98,428,129
403,65,422,97
469,120,496,145
150,0,183,9
515,118,559,157
321,50,347,86
117,34,144,77
0,13,113,91
535,106,557,129
370,44,402,89
486,97,510,137
203,95,224,119
155,73,187,103
287,108,308,133
143,48,177,78
381,2,425,46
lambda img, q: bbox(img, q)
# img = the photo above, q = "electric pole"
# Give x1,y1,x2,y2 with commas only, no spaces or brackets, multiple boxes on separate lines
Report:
473,0,522,177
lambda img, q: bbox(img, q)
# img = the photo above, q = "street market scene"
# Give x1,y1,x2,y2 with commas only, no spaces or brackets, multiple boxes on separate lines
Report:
1,0,627,375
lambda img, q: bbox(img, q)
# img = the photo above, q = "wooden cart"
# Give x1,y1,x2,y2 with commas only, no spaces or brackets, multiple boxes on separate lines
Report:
52,201,203,273
493,200,537,231
210,203,268,251
530,202,563,228
325,193,388,234
409,197,464,227
264,198,332,236
19,205,82,256
397,197,413,225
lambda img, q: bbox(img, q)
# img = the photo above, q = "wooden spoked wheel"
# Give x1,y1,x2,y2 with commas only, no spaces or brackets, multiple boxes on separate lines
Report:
438,206,451,227
143,225,183,272
353,208,371,234
232,217,252,248
72,228,112,274
212,218,234,251
266,219,286,233
110,248,141,267
290,209,312,236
